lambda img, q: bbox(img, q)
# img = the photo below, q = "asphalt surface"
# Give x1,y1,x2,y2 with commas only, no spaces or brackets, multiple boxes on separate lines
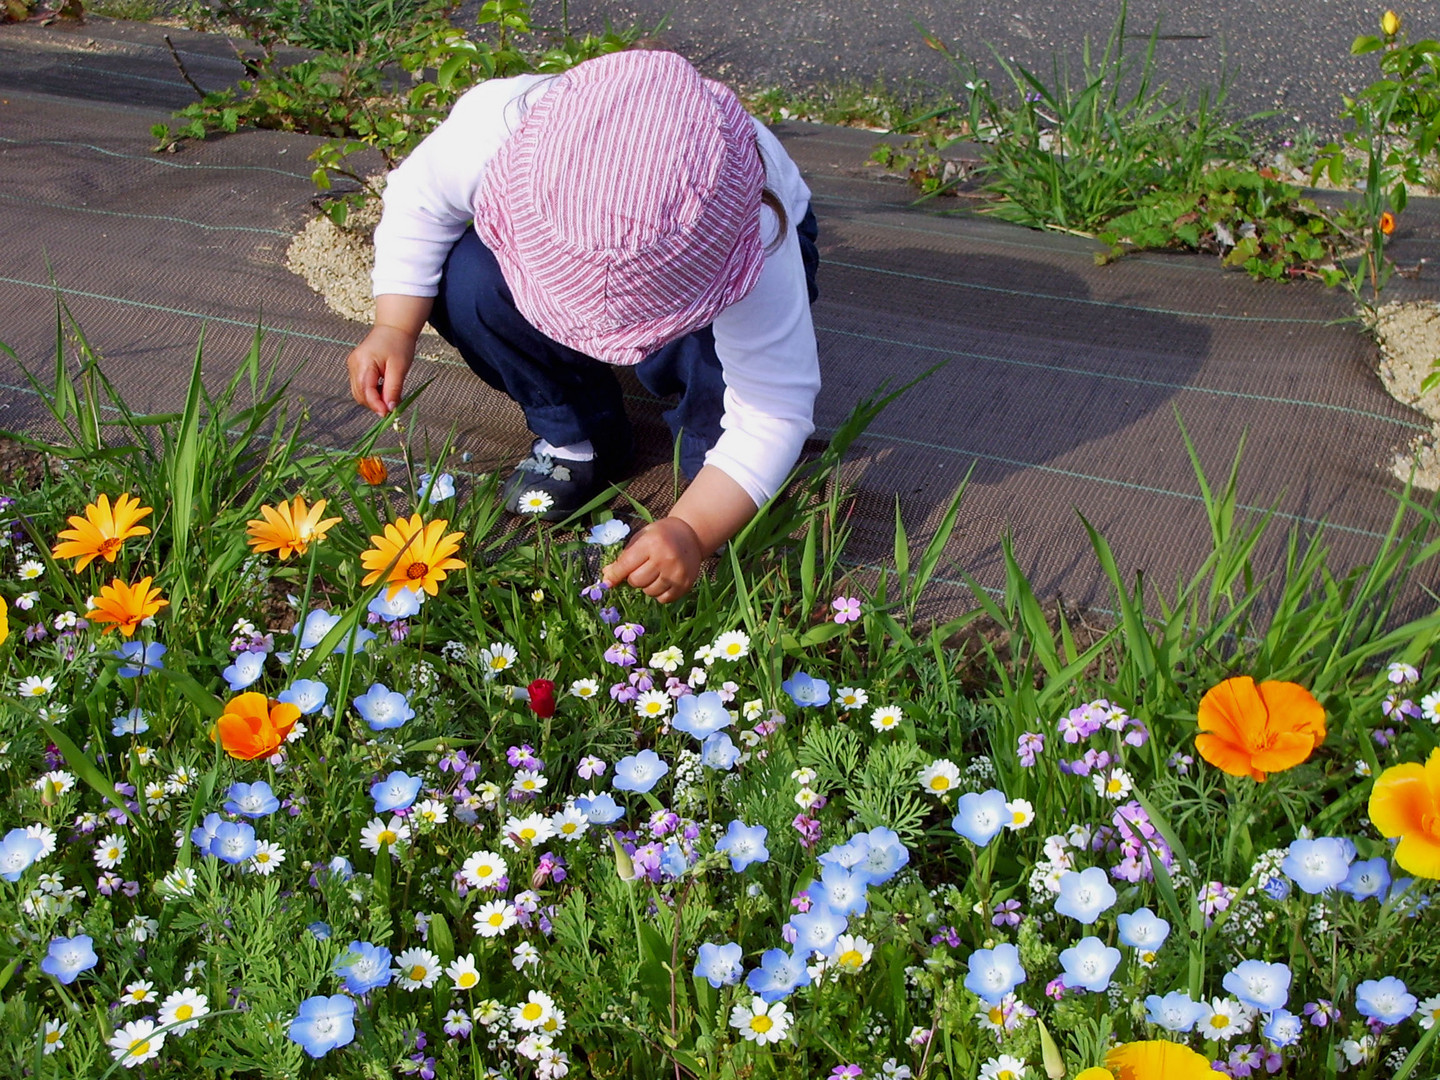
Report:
520,0,1440,141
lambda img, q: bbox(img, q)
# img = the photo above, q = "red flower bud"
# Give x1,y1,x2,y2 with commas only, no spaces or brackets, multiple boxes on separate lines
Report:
526,679,556,719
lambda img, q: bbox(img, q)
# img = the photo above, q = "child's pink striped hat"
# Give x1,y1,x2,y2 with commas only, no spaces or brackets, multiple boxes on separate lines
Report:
472,50,765,366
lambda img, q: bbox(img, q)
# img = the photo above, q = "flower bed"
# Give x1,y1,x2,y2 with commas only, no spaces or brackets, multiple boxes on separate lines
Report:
0,344,1437,1079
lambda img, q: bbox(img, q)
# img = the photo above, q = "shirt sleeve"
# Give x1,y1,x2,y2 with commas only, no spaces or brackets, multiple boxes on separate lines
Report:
371,75,549,298
704,122,821,506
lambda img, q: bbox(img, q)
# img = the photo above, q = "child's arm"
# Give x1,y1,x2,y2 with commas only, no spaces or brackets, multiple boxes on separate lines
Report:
347,294,434,417
601,466,756,604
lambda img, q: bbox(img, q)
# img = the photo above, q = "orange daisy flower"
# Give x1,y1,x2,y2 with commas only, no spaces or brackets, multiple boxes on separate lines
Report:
85,577,168,638
1106,1040,1226,1079
246,496,342,560
1369,749,1440,878
52,493,153,571
356,456,388,485
213,692,301,761
1195,676,1326,782
360,513,465,600
1380,211,1397,236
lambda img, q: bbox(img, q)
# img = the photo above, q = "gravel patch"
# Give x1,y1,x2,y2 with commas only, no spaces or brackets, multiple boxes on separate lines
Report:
1374,300,1440,490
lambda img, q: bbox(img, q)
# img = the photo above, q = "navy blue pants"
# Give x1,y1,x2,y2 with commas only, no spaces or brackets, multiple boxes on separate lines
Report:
430,207,819,479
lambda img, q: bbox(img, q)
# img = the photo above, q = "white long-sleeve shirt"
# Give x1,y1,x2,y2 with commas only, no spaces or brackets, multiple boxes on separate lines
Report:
372,73,820,506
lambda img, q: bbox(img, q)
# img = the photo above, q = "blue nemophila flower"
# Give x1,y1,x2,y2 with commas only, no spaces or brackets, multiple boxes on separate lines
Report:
353,683,415,731
673,691,731,739
846,827,910,886
789,905,847,954
211,821,258,864
1059,936,1121,993
1054,867,1117,924
307,922,332,940
1355,976,1417,1025
0,828,43,882
951,789,1009,847
575,792,624,825
40,935,98,985
418,472,455,504
113,641,166,678
279,679,329,716
224,781,280,819
964,942,1026,1006
745,947,811,1002
1263,1007,1304,1048
694,941,744,988
717,820,769,872
781,670,830,708
612,749,669,794
110,708,149,737
1223,959,1291,1012
368,588,422,622
809,864,869,917
1144,990,1207,1032
1282,836,1354,894
586,519,631,546
284,608,375,659
660,842,691,880
1116,907,1170,951
326,856,354,881
190,812,224,857
371,771,423,814
334,941,393,995
223,650,265,692
288,994,356,1059
699,731,741,770
1338,856,1391,901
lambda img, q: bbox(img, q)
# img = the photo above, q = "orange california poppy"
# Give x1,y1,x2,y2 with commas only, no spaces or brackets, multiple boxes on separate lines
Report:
85,577,168,638
356,456,388,485
360,513,465,600
1380,212,1397,236
1106,1040,1227,1080
52,493,153,571
213,692,301,761
1194,676,1326,781
1369,749,1440,878
245,495,342,560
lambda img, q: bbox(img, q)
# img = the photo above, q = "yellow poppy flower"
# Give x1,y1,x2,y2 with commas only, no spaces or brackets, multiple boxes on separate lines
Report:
86,577,168,638
360,513,465,599
1369,749,1440,878
246,496,342,560
1106,1040,1226,1079
52,493,153,571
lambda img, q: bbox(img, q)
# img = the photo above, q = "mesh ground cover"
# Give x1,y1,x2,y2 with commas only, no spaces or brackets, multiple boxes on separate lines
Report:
2,16,1437,622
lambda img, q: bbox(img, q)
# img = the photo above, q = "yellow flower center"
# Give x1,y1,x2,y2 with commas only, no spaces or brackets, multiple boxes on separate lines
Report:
459,972,477,988
1209,1014,1228,1030
749,1014,773,1033
406,562,429,580
838,950,863,969
377,830,397,845
999,1072,1017,1080
477,864,492,877
988,1005,1004,1025
522,1003,543,1021
561,823,577,834
410,964,428,980
930,776,949,790
44,1031,60,1045
175,1005,193,1021
1107,778,1124,793
520,828,536,840
488,913,505,927
128,1039,150,1058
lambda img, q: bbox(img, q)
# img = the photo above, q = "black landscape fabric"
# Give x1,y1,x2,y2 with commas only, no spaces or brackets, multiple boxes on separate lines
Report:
1,17,1437,623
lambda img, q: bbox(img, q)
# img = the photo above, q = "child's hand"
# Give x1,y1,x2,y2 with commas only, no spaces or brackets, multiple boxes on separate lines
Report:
602,517,704,604
347,325,417,417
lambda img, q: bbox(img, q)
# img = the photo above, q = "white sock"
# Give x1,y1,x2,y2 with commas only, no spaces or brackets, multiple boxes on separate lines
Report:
534,437,595,462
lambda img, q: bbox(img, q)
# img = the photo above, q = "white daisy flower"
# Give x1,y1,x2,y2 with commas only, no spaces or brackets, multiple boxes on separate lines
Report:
249,841,285,875
832,934,874,974
836,686,869,710
516,490,554,515
108,1018,165,1067
551,805,589,841
729,997,790,1044
447,954,481,992
712,630,750,660
511,770,547,796
460,850,508,889
19,675,56,698
473,900,518,938
121,980,156,1006
1093,768,1134,801
633,689,671,719
18,560,45,581
359,816,410,856
41,1018,67,1054
1198,997,1250,1041
394,947,442,990
870,705,903,731
570,678,599,699
509,990,556,1031
413,798,449,826
94,834,126,869
503,813,555,849
157,988,209,1034
917,759,961,795
1004,799,1035,830
480,642,518,679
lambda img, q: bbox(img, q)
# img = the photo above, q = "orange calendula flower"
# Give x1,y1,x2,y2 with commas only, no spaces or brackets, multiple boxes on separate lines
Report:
1194,676,1325,782
1106,1040,1226,1079
1380,211,1397,236
85,577,168,638
52,493,153,571
213,692,301,761
246,496,342,560
360,513,465,600
1369,749,1440,878
356,456,388,485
